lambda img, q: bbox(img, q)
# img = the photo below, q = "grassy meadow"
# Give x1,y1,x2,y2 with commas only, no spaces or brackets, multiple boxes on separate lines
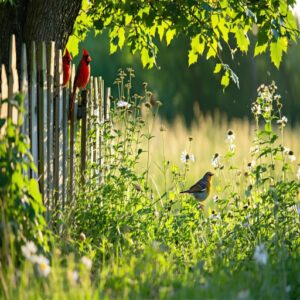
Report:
1,77,300,299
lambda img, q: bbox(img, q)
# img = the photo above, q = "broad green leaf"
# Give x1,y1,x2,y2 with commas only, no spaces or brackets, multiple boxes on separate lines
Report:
28,179,42,203
66,35,80,57
125,15,133,26
191,34,205,55
118,27,126,49
254,42,268,56
166,29,176,46
270,38,287,68
141,47,154,68
214,63,222,74
221,72,230,88
188,50,198,66
157,23,167,41
235,28,249,52
110,42,118,54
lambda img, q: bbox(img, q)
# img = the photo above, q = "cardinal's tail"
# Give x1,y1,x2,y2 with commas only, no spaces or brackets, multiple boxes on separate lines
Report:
69,87,77,121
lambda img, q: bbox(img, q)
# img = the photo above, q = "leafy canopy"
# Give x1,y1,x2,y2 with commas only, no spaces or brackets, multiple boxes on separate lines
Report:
68,0,299,88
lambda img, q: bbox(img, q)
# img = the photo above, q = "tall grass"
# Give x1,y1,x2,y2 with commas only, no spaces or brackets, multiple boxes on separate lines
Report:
1,77,300,300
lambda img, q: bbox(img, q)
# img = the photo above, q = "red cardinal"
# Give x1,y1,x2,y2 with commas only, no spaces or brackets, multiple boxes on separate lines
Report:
62,48,72,86
69,48,91,120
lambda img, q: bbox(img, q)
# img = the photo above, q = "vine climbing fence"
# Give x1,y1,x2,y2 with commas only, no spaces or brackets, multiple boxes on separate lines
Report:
0,35,111,219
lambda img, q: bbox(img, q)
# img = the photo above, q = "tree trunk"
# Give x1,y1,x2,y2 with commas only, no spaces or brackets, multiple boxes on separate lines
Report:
0,0,81,73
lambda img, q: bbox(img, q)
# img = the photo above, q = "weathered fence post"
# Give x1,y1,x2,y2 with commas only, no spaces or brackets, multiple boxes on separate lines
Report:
46,42,55,215
81,90,88,184
53,49,63,215
62,80,69,209
29,41,38,178
0,65,8,136
93,77,99,166
8,35,19,124
37,42,47,203
20,44,29,136
69,64,76,204
87,77,94,175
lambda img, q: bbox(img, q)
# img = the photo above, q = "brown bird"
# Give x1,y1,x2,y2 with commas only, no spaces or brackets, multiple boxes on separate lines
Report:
181,171,214,203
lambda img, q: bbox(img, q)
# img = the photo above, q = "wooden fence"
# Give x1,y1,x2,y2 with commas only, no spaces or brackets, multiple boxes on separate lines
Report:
0,35,111,217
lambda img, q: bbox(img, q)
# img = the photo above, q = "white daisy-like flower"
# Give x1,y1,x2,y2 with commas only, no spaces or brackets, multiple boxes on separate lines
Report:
251,103,262,116
21,241,37,259
253,243,268,265
180,150,195,163
213,195,219,203
117,100,131,109
81,256,92,270
33,255,51,277
211,153,221,169
288,150,296,162
277,116,288,126
247,160,256,171
229,143,236,152
264,105,272,113
226,130,235,143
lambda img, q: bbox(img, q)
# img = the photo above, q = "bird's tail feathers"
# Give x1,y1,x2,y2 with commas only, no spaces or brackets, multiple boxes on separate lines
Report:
180,190,189,194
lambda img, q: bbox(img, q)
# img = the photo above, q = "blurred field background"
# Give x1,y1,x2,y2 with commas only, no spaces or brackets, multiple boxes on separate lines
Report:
139,112,300,208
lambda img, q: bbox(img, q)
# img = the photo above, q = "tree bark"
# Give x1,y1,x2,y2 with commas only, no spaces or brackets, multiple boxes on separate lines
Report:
0,0,81,73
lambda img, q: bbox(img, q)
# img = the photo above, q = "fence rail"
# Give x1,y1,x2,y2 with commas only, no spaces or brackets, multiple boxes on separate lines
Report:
0,35,110,218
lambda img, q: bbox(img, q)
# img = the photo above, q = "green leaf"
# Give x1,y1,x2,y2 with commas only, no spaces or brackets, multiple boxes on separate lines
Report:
118,27,126,49
221,72,230,88
214,63,222,74
66,35,80,57
191,34,205,55
110,42,118,54
28,179,42,203
270,38,287,68
188,50,198,66
166,29,176,46
254,42,268,56
235,28,249,52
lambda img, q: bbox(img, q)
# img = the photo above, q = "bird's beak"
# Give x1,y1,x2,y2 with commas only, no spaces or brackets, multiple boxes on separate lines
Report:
87,55,92,62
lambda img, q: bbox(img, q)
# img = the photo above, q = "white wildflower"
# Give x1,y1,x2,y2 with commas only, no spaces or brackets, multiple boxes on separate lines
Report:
117,100,131,109
253,243,268,265
226,130,235,143
33,255,51,277
277,116,288,127
21,241,37,259
81,256,92,270
229,143,236,152
288,151,296,162
181,150,195,163
211,153,221,169
213,195,219,203
247,160,256,171
283,147,290,155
